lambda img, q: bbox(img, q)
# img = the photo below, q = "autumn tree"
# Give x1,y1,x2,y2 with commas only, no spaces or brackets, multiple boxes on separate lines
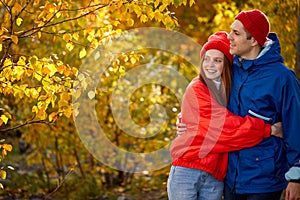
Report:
0,0,198,197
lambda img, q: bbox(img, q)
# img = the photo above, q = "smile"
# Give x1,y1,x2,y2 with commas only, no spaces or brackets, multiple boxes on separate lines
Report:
206,69,217,73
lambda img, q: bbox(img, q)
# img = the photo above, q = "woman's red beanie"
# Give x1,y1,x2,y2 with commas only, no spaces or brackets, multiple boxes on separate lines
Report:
235,9,270,46
200,31,233,64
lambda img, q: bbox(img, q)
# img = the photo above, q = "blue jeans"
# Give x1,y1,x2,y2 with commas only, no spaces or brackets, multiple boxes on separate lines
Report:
223,184,283,200
167,166,224,200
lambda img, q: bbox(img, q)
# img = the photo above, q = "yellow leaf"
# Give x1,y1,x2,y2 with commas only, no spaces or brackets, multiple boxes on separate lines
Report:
0,170,6,180
72,33,79,41
2,149,7,157
2,144,12,152
0,115,8,124
154,0,160,8
57,64,66,74
78,73,85,81
88,91,95,99
56,11,61,18
24,88,31,97
63,106,72,118
16,17,23,26
87,34,94,42
127,19,134,26
32,105,38,114
130,56,137,64
30,88,39,99
63,66,71,76
189,0,195,7
41,66,50,76
51,95,57,108
49,112,59,122
14,66,25,81
63,33,72,42
44,63,57,77
0,44,2,52
79,48,86,59
11,35,18,44
0,183,3,189
72,67,78,76
12,3,22,13
113,20,120,26
140,14,148,23
66,42,74,51
61,93,71,102
34,72,42,81
119,66,125,75
29,56,38,66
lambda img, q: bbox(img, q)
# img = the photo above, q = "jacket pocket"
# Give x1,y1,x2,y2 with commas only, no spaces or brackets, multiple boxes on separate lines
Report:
240,148,275,186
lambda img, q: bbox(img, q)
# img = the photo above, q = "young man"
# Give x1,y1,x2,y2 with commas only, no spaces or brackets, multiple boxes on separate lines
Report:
224,9,300,200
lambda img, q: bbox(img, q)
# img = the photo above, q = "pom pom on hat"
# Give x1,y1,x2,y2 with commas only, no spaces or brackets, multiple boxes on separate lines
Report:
235,9,270,46
200,31,233,63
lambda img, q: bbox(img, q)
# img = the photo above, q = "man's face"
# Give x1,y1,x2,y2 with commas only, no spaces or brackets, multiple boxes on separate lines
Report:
228,20,253,59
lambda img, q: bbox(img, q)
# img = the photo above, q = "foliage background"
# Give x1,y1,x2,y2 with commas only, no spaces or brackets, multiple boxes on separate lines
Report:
0,0,298,199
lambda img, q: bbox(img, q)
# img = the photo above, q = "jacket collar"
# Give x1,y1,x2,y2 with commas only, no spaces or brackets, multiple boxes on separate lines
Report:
233,33,282,71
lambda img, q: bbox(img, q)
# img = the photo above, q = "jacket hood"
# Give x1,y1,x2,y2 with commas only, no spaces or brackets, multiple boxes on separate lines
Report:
233,32,284,70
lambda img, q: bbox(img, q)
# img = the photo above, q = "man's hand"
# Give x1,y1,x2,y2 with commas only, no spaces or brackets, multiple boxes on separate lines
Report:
176,113,186,136
285,182,300,200
271,122,283,138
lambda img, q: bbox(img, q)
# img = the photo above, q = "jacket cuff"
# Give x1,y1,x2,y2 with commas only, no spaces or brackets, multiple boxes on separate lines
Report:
263,124,271,138
285,165,300,181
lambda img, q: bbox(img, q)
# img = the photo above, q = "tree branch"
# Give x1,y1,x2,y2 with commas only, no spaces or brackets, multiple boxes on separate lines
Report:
19,3,109,39
0,42,13,72
0,120,54,133
12,0,31,25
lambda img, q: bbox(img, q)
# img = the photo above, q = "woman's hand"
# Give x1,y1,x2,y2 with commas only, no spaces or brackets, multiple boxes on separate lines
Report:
176,113,187,136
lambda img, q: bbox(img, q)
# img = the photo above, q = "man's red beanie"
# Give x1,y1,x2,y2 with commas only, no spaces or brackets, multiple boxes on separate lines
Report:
200,31,233,64
235,9,270,46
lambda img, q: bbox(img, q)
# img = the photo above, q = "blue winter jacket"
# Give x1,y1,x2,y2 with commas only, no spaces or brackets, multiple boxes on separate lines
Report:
225,33,300,193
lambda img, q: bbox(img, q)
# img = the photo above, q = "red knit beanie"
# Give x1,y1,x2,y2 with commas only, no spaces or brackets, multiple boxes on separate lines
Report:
200,31,233,63
235,9,270,46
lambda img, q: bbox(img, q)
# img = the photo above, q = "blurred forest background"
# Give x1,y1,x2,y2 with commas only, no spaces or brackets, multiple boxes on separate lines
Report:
0,0,298,199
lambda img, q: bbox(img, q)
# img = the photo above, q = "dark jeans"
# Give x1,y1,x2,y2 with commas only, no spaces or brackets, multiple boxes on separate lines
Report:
224,184,283,200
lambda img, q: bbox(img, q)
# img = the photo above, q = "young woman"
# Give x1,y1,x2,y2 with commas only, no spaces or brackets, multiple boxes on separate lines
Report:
167,31,281,200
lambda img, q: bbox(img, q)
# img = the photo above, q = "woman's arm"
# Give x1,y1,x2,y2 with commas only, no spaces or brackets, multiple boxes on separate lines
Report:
180,79,271,154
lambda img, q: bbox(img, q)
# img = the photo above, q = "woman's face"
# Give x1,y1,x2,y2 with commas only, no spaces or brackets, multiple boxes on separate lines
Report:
202,49,224,81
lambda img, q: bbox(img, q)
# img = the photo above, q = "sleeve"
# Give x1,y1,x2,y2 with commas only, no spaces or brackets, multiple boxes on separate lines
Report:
182,79,271,155
281,75,300,180
285,166,300,181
